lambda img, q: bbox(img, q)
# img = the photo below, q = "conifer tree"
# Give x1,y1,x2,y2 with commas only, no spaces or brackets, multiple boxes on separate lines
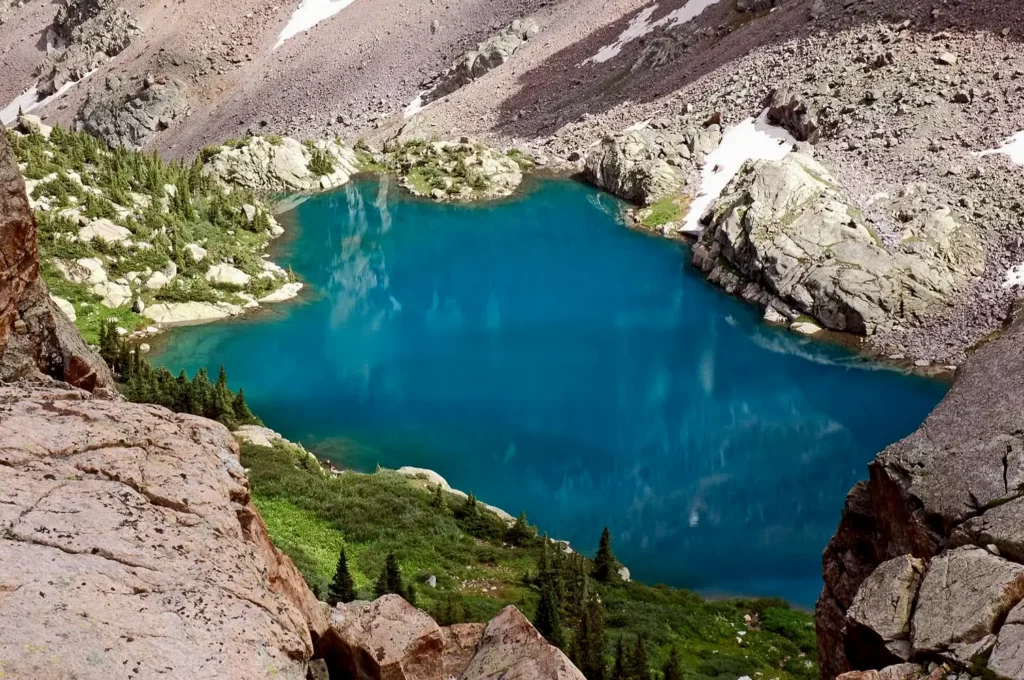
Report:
210,365,235,423
627,637,649,680
534,577,564,649
612,637,626,680
233,388,256,424
190,367,211,416
593,527,617,583
430,484,444,509
580,589,606,680
662,647,682,680
327,546,357,605
505,511,535,547
374,551,405,598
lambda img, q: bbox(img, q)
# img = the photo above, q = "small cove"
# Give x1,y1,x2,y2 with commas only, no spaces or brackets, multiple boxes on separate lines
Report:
153,176,947,607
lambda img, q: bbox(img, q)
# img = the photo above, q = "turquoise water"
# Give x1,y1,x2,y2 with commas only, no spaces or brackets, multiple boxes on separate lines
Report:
154,177,946,607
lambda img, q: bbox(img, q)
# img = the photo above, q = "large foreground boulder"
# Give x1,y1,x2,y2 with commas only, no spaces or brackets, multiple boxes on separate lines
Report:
0,131,112,391
315,596,583,680
693,153,981,335
816,305,1024,678
0,384,325,678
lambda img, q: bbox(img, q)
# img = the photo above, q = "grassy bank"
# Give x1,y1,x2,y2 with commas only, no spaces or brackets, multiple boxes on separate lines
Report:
241,439,817,680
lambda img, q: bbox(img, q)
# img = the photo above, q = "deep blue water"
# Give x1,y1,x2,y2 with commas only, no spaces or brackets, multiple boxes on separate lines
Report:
154,177,946,607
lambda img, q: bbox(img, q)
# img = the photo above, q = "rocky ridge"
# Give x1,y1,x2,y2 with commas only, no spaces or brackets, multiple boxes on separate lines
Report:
816,303,1024,680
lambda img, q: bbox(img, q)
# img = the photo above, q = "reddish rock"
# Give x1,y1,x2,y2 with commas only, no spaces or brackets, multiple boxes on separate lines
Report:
443,622,486,678
0,384,318,679
316,595,446,680
459,606,586,680
0,131,113,391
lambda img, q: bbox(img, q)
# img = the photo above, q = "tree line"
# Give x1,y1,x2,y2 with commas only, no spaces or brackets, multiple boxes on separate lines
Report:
98,319,260,430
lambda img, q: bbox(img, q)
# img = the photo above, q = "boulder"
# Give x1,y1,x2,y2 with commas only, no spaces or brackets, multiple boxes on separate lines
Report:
185,242,207,262
79,217,132,243
693,154,979,336
49,295,77,322
0,383,322,678
442,623,486,678
991,602,1024,679
766,87,828,143
583,131,686,206
260,281,303,303
0,133,112,391
207,263,252,287
75,256,108,283
911,547,1024,653
459,606,586,680
316,595,446,680
90,280,132,308
143,301,241,325
845,556,924,666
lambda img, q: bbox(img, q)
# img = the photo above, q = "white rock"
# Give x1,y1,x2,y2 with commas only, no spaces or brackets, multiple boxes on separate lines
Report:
790,320,823,336
763,306,787,324
143,301,241,325
139,343,151,353
91,281,132,308
242,204,258,223
259,281,303,303
185,243,207,263
145,271,172,290
75,257,108,284
618,566,631,582
206,264,251,287
235,425,285,448
79,218,132,244
49,295,76,322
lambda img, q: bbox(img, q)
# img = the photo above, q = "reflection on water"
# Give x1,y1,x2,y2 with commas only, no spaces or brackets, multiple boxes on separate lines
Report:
154,178,947,606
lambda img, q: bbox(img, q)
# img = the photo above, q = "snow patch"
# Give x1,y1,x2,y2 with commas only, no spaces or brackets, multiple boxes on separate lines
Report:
680,110,795,234
1,69,98,125
403,91,426,118
584,0,723,64
1003,263,1024,288
274,0,356,49
979,130,1024,166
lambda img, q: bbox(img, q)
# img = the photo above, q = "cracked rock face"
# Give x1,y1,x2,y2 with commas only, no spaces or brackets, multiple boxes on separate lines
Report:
582,128,689,206
0,384,326,678
0,131,113,391
817,304,1024,679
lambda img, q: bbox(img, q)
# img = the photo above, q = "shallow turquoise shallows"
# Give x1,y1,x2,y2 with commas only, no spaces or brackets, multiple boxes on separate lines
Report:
154,177,947,607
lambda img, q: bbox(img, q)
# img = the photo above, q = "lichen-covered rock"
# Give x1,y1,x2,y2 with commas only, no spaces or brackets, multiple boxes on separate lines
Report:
0,131,112,391
693,153,980,336
422,19,540,105
583,131,687,206
0,383,324,678
817,305,1024,679
80,76,188,149
203,136,359,195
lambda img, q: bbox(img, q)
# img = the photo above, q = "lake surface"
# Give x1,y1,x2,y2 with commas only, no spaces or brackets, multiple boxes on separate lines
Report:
154,177,947,607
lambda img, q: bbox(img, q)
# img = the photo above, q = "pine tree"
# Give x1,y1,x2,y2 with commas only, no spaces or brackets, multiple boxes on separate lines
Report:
592,527,617,583
233,388,256,424
440,596,458,625
327,546,357,605
662,647,682,680
534,577,564,649
505,511,535,547
374,551,405,598
626,637,649,680
430,484,444,509
580,590,606,680
190,367,211,416
211,365,235,423
612,638,626,680
405,582,417,607
457,492,478,519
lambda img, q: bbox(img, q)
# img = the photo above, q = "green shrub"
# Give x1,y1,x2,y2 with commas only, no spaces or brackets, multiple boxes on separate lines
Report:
308,147,335,176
